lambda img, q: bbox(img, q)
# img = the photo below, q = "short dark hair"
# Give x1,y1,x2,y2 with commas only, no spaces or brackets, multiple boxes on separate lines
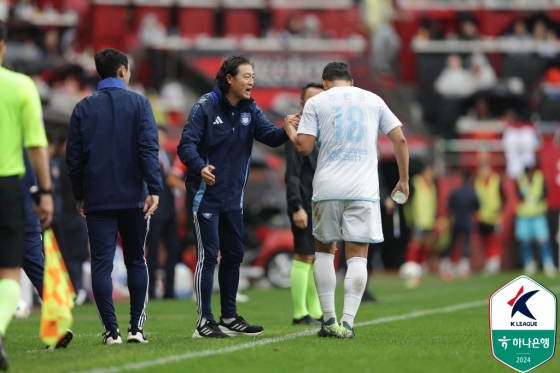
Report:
0,21,6,42
215,55,254,93
300,82,323,100
94,48,129,79
322,62,352,81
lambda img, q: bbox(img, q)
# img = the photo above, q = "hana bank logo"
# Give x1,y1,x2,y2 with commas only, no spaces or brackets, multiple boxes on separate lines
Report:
508,286,539,326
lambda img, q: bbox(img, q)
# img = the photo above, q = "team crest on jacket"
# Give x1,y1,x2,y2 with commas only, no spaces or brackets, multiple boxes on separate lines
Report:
240,113,251,126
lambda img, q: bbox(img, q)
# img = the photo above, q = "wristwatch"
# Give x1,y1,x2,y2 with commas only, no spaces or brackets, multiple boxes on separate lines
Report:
38,187,53,194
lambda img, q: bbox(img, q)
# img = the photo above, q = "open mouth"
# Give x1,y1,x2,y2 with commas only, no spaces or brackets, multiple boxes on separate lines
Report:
245,88,252,95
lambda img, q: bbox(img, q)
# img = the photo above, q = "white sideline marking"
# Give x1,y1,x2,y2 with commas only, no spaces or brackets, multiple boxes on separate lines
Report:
71,300,486,373
71,284,560,373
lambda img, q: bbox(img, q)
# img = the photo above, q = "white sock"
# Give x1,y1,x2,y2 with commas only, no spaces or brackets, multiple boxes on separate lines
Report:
341,257,368,328
314,252,337,322
199,316,208,326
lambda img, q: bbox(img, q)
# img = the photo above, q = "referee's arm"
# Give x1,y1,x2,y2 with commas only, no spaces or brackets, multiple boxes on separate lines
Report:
21,75,52,227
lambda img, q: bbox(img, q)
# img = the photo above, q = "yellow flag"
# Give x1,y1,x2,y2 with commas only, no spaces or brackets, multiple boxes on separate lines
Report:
40,228,76,347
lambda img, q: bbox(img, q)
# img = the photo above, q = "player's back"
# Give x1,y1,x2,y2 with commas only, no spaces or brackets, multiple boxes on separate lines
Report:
298,85,401,202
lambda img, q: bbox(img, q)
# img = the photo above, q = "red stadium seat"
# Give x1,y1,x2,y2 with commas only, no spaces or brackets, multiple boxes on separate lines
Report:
178,8,215,37
224,9,260,37
92,4,127,51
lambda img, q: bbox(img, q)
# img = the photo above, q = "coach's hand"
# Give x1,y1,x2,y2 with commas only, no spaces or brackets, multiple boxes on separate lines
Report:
201,165,216,185
144,195,159,220
293,208,308,229
35,193,54,228
76,199,85,218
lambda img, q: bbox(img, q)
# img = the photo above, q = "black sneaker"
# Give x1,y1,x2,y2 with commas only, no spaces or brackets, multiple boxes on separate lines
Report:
293,315,321,325
47,330,73,350
219,315,264,336
127,325,148,343
0,335,8,372
102,328,122,345
361,290,378,303
192,320,230,339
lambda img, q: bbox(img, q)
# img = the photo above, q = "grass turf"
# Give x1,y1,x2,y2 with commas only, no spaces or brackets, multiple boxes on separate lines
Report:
4,272,559,373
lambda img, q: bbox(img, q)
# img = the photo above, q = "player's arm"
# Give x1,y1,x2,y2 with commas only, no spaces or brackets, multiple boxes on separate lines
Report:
285,142,304,211
139,99,162,218
387,126,409,200
286,100,316,156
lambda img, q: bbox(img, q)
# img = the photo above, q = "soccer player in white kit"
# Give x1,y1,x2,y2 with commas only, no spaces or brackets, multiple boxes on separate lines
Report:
284,62,409,338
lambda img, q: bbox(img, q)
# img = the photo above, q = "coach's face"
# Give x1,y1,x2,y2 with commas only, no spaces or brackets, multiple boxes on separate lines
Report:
227,63,254,102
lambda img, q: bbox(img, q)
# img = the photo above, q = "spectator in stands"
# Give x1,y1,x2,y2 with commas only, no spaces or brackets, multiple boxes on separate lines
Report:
533,19,547,43
538,29,559,59
43,29,60,57
416,17,445,41
283,13,305,39
12,0,36,20
470,53,497,91
434,54,474,97
214,0,225,37
139,13,166,45
503,19,532,54
257,0,273,38
439,171,479,281
467,97,493,121
457,14,479,41
515,164,557,278
502,123,540,179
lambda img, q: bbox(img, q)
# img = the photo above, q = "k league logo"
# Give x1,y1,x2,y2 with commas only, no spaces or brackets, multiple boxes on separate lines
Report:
240,113,251,126
489,276,557,373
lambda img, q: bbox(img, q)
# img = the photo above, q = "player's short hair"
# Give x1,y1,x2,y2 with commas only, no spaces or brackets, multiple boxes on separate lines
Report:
215,55,254,94
94,48,129,80
0,21,7,42
322,62,352,82
300,82,323,100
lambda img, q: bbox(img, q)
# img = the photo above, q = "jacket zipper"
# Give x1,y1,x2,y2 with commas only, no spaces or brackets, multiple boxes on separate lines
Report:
224,109,236,206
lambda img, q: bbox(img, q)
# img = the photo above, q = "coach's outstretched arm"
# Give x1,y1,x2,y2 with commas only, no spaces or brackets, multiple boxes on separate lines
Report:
387,126,409,201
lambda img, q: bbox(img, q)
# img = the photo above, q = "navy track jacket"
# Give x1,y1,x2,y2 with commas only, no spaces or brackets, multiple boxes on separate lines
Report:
177,86,288,214
66,78,162,214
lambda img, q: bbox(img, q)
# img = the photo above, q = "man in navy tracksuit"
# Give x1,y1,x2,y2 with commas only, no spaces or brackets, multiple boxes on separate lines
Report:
66,49,162,345
178,55,298,338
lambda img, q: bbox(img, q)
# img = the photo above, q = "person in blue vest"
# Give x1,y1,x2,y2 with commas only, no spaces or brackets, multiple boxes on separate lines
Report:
66,48,162,345
177,55,299,338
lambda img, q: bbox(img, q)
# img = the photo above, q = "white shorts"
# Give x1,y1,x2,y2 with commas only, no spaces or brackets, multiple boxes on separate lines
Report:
312,200,384,244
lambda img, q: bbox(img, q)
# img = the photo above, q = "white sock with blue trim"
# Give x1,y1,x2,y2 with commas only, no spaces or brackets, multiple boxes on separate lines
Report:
314,252,337,322
341,257,368,328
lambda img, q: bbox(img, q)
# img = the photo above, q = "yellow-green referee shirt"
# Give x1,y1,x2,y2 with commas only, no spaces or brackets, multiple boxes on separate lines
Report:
0,66,48,177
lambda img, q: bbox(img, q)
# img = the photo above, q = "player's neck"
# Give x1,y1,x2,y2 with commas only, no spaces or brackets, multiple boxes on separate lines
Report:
325,81,352,89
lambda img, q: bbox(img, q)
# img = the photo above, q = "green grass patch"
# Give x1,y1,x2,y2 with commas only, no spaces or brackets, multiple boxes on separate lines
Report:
4,272,559,373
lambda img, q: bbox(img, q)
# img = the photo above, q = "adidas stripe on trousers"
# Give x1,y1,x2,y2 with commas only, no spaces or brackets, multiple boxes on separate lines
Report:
192,209,244,324
86,208,149,331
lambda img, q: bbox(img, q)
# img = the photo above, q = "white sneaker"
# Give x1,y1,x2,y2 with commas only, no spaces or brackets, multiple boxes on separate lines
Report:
484,257,501,276
457,258,471,279
102,328,122,345
524,261,537,277
439,257,454,281
544,263,557,278
127,324,148,343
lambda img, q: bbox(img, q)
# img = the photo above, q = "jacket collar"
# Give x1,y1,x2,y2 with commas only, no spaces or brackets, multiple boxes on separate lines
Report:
97,77,127,91
211,85,253,110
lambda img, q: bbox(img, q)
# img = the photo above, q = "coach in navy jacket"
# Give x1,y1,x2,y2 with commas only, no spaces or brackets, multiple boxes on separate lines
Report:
178,55,298,338
66,48,161,345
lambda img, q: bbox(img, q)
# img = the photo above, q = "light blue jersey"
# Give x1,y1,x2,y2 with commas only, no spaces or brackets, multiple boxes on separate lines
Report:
297,86,401,202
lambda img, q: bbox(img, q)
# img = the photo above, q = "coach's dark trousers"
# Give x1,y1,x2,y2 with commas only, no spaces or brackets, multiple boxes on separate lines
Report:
192,209,244,324
86,209,149,331
22,232,44,298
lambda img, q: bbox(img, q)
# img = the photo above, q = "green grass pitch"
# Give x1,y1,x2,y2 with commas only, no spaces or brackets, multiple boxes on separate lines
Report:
4,272,559,373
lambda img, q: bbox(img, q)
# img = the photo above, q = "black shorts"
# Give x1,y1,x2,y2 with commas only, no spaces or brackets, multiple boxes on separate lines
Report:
290,211,315,255
478,222,496,237
0,176,25,268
